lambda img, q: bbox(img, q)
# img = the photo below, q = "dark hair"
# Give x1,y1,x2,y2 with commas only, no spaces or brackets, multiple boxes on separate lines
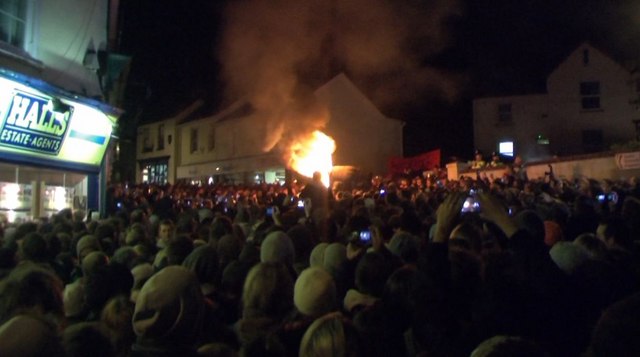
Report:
62,322,114,357
21,232,49,263
0,263,64,323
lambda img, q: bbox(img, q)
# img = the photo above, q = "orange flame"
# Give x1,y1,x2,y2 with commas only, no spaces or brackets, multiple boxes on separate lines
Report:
288,130,335,187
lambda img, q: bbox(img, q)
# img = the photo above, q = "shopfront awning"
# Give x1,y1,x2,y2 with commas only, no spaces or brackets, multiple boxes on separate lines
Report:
0,68,121,174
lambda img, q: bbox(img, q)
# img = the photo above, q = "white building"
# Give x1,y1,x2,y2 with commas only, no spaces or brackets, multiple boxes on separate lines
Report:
473,42,640,160
0,0,124,220
136,73,404,184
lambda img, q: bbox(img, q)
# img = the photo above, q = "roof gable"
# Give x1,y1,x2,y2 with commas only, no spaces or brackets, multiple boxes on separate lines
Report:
314,73,403,123
547,42,630,84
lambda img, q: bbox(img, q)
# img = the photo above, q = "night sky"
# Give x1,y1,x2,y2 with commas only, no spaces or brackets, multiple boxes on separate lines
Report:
117,0,640,161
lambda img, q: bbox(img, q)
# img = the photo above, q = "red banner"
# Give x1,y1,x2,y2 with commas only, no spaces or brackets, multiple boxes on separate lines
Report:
389,149,441,174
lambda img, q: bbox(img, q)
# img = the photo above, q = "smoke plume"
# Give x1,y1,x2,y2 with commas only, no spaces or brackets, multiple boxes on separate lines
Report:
219,0,462,152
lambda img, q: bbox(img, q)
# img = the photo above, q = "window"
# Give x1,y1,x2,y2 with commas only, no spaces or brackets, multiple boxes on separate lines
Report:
498,141,513,157
157,124,165,150
208,127,216,151
190,128,198,153
0,0,27,48
142,162,168,184
141,128,153,153
580,81,600,110
497,103,512,123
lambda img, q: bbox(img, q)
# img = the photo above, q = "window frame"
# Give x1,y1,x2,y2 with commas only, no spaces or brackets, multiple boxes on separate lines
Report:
0,0,37,56
580,81,601,110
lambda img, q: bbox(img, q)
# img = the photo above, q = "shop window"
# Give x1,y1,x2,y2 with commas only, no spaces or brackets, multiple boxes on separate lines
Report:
157,124,165,150
580,81,600,110
142,163,168,184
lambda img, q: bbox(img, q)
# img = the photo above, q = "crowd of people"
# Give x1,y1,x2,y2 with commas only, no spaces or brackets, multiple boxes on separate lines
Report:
2,165,640,356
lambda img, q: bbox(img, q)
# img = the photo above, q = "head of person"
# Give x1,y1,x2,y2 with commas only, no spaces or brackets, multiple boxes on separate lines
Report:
299,312,361,357
294,267,337,318
260,231,295,267
62,322,114,357
242,262,293,320
132,266,205,351
0,263,64,325
588,292,640,357
470,335,547,357
312,171,322,184
157,219,174,243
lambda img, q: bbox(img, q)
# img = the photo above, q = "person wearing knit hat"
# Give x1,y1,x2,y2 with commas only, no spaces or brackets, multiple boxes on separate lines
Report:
81,251,109,277
0,315,65,357
216,233,242,273
130,263,154,302
260,231,295,267
75,234,102,262
309,242,328,268
111,246,140,270
322,242,347,278
64,277,86,319
294,267,337,318
387,231,419,264
182,245,219,298
549,241,590,275
63,251,109,321
131,265,206,355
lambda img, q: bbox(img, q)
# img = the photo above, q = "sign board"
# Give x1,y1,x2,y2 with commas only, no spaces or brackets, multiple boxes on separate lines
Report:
0,76,115,169
615,152,640,170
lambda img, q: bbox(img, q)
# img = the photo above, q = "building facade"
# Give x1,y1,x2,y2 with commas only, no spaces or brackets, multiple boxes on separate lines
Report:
136,74,404,185
0,0,124,221
473,42,640,161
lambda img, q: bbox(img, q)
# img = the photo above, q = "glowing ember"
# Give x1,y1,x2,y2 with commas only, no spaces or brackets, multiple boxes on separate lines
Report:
288,130,335,187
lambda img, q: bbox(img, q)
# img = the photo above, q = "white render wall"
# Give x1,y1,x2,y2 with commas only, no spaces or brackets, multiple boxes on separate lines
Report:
473,42,640,162
316,74,404,176
547,43,637,155
169,74,403,182
37,0,108,98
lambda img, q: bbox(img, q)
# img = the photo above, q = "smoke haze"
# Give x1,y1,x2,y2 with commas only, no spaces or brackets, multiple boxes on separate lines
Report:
219,0,462,152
